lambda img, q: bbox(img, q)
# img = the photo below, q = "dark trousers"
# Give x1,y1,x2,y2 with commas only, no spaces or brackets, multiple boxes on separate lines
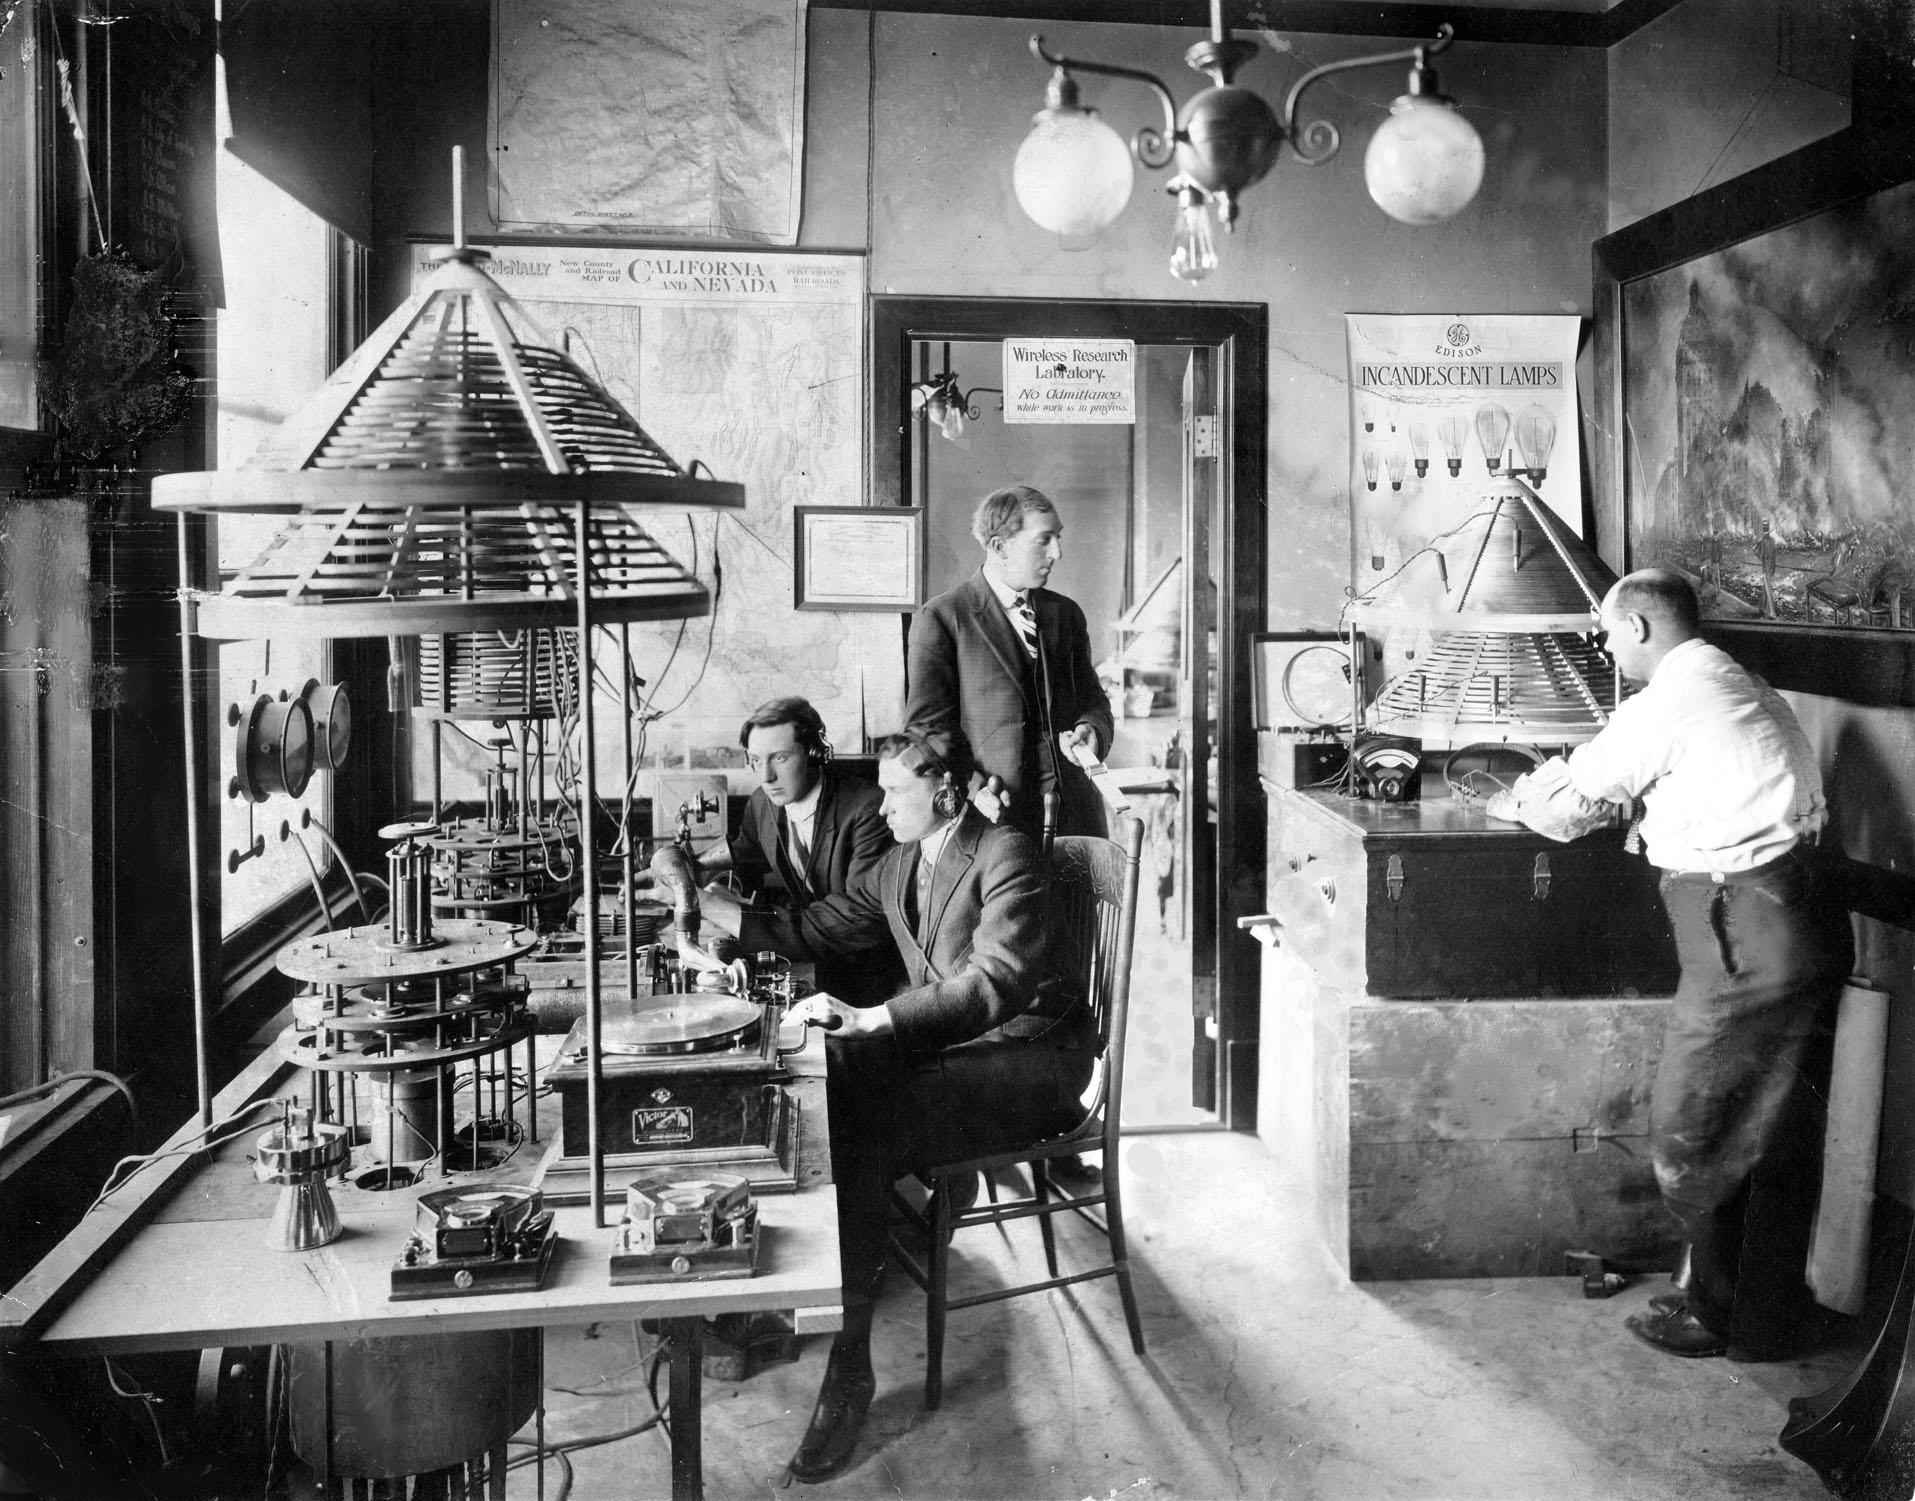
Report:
1654,850,1851,1352
825,1034,1094,1305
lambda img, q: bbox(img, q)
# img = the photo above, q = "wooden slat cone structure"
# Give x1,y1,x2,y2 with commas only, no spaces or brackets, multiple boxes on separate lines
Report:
153,243,742,639
1351,477,1625,747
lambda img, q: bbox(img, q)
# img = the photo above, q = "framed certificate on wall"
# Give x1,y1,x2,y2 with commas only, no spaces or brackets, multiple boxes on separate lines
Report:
793,506,923,611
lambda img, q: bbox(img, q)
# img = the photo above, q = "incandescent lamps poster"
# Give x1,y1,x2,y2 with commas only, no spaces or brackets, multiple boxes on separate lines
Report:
1344,314,1584,588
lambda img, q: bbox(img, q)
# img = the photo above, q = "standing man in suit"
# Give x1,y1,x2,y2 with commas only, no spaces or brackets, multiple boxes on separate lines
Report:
907,483,1115,842
695,728,1093,1482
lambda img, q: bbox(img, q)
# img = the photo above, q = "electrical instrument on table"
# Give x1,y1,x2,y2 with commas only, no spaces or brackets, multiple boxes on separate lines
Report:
391,1183,559,1299
542,962,804,1202
610,1170,759,1283
253,1103,352,1251
272,822,543,1197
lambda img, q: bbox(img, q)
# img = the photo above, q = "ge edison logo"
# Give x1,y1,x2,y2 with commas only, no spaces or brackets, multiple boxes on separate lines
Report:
1445,323,1472,348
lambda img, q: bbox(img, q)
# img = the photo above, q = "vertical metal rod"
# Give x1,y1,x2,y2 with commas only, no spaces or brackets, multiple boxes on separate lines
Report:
620,623,637,1005
451,144,466,252
575,500,605,1227
432,719,444,824
668,1318,705,1501
175,512,213,1129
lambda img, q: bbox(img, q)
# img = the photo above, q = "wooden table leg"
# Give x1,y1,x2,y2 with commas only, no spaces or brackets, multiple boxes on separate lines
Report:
666,1317,704,1501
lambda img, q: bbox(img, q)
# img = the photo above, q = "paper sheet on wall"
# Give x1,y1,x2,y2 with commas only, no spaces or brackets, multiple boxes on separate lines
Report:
489,0,807,242
408,246,889,771
1344,314,1585,588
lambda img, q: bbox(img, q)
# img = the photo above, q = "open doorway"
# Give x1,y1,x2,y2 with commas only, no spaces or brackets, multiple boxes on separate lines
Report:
871,298,1268,1131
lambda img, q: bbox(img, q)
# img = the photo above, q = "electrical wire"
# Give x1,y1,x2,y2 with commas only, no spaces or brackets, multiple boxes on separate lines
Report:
301,816,375,923
288,831,337,932
0,1068,137,1127
102,1359,169,1468
85,1097,284,1217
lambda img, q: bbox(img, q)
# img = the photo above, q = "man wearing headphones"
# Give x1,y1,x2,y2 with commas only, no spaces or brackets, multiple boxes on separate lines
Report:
697,696,901,1005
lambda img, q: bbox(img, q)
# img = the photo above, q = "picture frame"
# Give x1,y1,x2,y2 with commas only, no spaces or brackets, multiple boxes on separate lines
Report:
1591,121,1915,704
792,505,924,612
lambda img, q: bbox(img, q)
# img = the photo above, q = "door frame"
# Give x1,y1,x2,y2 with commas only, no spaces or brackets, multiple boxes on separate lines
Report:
869,296,1268,1132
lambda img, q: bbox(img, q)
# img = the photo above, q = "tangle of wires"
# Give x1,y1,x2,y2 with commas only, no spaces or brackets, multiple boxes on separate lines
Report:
503,1323,674,1501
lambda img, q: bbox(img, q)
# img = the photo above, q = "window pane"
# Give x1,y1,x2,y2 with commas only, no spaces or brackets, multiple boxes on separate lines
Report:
214,150,333,933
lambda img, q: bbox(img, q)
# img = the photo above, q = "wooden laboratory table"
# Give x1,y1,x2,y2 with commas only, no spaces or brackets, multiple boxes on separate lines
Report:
33,1033,841,1501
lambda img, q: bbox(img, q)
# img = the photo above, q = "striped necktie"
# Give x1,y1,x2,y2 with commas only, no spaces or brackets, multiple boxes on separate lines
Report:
1011,592,1039,661
914,843,937,935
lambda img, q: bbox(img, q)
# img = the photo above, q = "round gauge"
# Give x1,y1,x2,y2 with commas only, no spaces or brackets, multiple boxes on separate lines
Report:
234,694,316,802
301,678,352,771
1280,643,1356,729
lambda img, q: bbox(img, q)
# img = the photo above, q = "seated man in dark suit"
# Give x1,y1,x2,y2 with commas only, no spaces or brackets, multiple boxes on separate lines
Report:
695,728,1092,1483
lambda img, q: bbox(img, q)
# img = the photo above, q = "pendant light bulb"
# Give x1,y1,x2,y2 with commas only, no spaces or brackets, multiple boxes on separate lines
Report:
1364,58,1484,225
1168,181,1218,283
1014,67,1136,238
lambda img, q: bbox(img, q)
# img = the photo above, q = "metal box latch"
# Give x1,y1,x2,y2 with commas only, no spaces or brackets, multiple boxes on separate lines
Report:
1532,852,1551,901
1385,854,1404,904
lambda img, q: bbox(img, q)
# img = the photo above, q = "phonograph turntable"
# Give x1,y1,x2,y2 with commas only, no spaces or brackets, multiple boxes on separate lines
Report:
610,1171,759,1283
391,1183,559,1299
540,973,804,1204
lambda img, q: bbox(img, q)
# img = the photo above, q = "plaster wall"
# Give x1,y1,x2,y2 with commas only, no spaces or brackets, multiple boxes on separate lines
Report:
851,13,1607,634
1606,0,1850,234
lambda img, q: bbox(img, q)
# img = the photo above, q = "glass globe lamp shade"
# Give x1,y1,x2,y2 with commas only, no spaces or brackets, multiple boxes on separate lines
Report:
1014,105,1135,238
1364,93,1484,226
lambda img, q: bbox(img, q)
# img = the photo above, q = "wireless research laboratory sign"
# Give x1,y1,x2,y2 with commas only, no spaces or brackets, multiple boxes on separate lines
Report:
1003,339,1136,424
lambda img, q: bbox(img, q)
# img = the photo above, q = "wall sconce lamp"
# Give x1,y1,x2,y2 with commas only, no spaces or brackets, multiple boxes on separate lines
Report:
910,370,1005,442
1013,3,1485,281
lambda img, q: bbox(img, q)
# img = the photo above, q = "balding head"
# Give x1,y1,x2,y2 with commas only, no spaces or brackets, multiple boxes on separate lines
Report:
1608,568,1701,636
1597,567,1701,685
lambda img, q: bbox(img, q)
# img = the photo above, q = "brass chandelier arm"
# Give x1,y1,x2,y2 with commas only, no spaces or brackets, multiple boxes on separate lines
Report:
1030,35,1180,171
1280,23,1456,167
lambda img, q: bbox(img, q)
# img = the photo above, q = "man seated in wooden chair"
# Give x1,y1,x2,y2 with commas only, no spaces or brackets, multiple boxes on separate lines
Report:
694,726,1093,1482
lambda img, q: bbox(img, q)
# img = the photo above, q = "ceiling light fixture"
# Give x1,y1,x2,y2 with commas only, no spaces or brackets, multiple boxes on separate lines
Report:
1014,3,1484,281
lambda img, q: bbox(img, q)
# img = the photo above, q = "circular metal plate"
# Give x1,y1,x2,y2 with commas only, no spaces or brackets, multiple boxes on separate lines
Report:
602,995,761,1055
276,919,540,984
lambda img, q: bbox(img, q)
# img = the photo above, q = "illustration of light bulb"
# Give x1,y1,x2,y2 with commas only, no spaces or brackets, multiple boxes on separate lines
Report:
1437,415,1468,477
1385,450,1408,492
1358,396,1378,433
1365,518,1389,571
1514,403,1558,481
1408,421,1430,478
1361,448,1380,492
1474,403,1511,474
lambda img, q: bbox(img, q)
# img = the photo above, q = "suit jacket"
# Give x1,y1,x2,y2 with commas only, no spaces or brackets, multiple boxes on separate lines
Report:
727,766,901,1004
743,807,1086,1055
905,572,1115,841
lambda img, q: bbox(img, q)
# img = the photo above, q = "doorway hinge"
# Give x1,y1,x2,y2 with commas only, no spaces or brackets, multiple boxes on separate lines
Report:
1532,852,1551,901
1385,853,1404,903
1192,414,1219,458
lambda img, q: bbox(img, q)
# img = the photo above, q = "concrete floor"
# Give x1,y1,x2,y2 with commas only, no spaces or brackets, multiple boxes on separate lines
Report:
504,1131,1859,1501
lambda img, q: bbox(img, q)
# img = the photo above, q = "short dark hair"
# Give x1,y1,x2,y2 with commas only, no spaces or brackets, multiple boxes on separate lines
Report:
739,696,831,763
971,484,1057,550
1613,568,1701,636
875,726,976,794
